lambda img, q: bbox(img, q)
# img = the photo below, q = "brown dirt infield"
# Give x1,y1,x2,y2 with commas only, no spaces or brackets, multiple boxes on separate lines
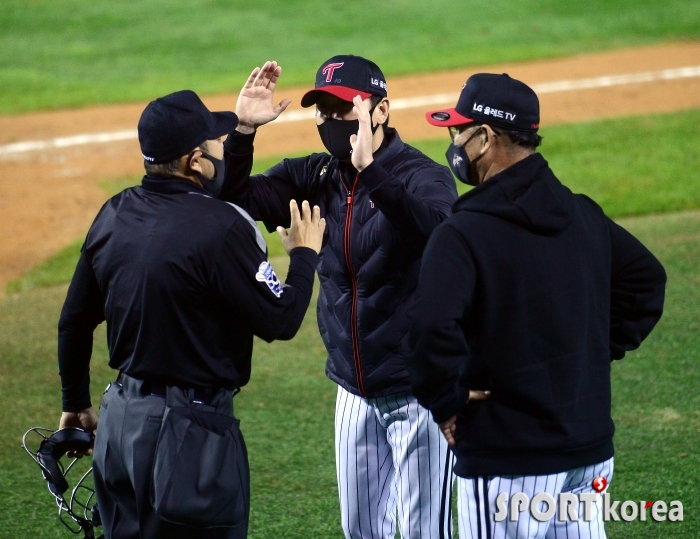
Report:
1,42,699,294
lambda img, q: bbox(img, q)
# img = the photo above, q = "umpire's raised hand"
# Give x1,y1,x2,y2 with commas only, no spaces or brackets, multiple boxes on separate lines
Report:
277,200,326,255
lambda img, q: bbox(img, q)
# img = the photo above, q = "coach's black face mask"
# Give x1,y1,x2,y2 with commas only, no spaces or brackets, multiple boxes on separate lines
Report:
195,150,225,197
445,143,476,186
445,130,481,186
317,118,358,161
317,104,380,161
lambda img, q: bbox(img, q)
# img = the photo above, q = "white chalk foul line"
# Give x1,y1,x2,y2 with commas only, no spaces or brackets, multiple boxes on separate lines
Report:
0,129,138,156
1,65,699,157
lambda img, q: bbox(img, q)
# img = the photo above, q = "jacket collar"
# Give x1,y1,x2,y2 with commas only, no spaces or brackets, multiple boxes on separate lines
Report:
452,153,572,235
140,174,211,197
374,127,404,166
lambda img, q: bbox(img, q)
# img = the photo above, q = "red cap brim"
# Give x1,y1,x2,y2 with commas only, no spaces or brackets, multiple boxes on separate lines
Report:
301,86,373,108
425,108,475,127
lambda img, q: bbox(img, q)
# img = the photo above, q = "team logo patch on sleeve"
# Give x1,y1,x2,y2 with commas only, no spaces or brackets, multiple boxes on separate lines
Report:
256,261,283,298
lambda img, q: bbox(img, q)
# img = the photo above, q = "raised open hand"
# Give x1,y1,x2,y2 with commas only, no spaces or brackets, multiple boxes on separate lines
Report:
236,61,292,133
277,200,326,255
349,95,374,172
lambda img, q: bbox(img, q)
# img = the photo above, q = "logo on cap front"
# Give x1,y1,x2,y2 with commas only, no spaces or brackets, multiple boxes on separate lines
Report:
431,112,452,122
322,62,344,83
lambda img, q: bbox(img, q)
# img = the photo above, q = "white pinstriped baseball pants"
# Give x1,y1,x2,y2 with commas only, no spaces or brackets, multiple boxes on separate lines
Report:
457,458,614,539
335,386,455,539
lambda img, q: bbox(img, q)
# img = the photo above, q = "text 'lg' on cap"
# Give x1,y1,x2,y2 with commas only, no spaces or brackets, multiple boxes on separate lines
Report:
138,90,238,164
426,73,540,132
301,55,388,108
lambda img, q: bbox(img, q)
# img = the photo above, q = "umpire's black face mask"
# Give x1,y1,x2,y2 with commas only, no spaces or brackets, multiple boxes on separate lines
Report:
188,145,225,197
196,150,225,197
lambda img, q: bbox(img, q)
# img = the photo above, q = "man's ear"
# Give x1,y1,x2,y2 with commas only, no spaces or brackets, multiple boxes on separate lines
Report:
479,126,496,156
187,150,204,174
375,99,390,126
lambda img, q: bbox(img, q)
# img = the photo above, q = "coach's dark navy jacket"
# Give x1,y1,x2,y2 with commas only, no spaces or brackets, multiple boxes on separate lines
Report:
222,128,457,398
407,153,666,477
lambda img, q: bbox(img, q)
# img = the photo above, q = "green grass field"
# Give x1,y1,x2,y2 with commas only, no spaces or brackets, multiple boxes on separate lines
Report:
1,0,700,113
2,0,699,535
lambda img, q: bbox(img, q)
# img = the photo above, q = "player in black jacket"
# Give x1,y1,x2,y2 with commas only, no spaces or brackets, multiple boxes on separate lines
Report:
222,59,458,538
408,74,666,539
56,90,325,539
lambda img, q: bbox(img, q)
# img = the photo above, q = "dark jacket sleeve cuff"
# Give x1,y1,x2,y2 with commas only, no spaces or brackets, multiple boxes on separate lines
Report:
426,385,469,424
62,373,92,413
224,130,256,155
358,160,391,192
287,247,319,284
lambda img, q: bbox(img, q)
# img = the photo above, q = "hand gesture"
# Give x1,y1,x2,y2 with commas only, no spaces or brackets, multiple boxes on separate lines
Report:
236,61,292,133
438,390,491,447
349,95,374,172
277,200,326,255
59,407,98,457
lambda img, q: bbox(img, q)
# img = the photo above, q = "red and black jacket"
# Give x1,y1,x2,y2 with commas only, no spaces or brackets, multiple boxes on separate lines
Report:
222,128,457,398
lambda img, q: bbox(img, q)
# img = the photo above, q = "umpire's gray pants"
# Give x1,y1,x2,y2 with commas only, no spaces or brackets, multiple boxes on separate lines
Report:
93,374,248,539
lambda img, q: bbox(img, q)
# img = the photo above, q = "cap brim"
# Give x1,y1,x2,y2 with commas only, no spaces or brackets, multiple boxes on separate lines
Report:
210,111,239,137
425,108,475,127
301,86,373,108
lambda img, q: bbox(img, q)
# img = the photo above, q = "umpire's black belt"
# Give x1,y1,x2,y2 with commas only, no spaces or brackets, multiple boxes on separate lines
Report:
115,372,237,406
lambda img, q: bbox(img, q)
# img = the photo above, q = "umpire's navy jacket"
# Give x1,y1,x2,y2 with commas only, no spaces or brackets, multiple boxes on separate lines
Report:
58,175,318,411
222,128,457,398
407,153,667,477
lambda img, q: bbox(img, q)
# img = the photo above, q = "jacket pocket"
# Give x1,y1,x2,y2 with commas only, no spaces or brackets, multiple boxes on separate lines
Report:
151,405,249,529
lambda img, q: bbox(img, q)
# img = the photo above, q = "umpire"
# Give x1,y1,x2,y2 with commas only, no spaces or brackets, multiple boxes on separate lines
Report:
56,90,325,539
407,74,666,538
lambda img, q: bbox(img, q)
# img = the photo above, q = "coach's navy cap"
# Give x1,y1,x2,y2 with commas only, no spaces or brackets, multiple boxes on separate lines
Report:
301,55,388,108
138,90,238,164
426,73,540,132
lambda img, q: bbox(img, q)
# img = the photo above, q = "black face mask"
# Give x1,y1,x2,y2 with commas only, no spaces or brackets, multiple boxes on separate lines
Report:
194,150,225,197
317,104,381,161
445,130,481,186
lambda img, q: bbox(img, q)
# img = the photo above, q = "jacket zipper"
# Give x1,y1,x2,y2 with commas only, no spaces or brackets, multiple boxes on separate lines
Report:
340,171,366,397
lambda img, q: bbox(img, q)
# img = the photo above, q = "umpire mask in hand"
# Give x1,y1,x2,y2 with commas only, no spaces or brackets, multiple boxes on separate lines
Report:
195,150,226,197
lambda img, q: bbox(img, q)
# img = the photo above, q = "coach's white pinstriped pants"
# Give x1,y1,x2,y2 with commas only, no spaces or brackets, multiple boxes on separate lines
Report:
335,386,455,539
457,458,614,539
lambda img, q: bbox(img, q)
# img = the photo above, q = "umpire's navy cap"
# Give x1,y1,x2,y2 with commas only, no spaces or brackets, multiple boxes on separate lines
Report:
138,90,238,164
426,73,540,132
301,55,388,108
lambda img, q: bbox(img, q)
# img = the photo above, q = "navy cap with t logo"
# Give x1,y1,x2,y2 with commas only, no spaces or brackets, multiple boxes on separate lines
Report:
426,73,540,132
300,55,388,108
138,90,238,164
